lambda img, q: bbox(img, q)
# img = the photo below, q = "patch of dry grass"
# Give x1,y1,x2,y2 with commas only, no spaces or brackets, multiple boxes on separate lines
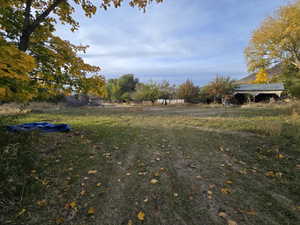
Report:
0,102,66,115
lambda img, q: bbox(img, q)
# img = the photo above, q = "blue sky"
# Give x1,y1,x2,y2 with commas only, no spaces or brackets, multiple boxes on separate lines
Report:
56,0,288,86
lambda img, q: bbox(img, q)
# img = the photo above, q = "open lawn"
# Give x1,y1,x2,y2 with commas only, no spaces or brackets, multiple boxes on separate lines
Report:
1,103,300,225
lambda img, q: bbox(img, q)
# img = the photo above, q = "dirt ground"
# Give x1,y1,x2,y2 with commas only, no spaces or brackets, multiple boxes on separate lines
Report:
1,104,299,225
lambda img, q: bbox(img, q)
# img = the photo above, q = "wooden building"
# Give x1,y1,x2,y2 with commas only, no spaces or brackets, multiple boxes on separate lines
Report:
233,83,286,104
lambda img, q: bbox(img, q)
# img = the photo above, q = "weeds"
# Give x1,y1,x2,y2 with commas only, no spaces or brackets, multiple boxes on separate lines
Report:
0,117,40,223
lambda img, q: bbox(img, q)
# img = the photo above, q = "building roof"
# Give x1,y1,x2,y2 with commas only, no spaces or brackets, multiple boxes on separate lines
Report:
235,83,285,92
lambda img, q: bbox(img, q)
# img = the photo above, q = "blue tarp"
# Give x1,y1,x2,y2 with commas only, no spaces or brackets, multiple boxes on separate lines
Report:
7,122,71,133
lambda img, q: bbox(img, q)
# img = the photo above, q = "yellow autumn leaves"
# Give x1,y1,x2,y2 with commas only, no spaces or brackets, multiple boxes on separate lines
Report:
64,201,95,214
137,211,145,220
253,69,269,84
0,37,36,102
127,211,145,224
245,0,300,72
87,207,96,215
0,37,35,81
218,211,238,225
65,201,77,209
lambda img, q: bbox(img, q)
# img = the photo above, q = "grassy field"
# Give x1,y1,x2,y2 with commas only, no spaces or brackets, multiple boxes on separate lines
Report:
1,103,300,225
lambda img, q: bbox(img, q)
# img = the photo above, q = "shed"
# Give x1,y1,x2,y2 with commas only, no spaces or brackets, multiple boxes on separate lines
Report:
233,83,286,103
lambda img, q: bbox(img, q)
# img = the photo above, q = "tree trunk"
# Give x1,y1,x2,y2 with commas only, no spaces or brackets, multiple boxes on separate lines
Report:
19,31,31,51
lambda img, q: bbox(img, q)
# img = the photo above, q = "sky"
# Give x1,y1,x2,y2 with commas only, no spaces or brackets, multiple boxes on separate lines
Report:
56,0,289,86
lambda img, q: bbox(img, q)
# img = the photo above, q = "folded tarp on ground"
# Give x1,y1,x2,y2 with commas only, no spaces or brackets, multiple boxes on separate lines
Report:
7,122,71,133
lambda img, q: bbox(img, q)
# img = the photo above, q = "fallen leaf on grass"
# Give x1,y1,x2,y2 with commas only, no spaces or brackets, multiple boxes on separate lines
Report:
265,171,282,178
150,179,158,184
225,180,233,184
36,200,47,206
137,211,145,221
239,169,247,175
65,201,76,209
96,183,102,187
87,207,95,215
41,179,49,185
88,170,97,174
239,210,256,215
16,208,26,217
207,190,213,199
275,172,283,178
228,219,238,225
69,201,76,208
218,212,227,218
265,171,275,177
277,154,285,159
55,217,64,224
221,188,231,194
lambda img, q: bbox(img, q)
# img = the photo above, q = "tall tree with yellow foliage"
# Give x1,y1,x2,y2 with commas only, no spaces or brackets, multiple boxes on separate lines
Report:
0,0,164,102
245,0,300,72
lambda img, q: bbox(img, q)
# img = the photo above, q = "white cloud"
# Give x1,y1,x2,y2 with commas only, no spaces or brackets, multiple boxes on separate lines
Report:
55,0,288,85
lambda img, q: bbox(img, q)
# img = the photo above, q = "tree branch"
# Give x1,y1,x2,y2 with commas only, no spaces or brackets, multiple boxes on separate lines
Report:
30,0,66,32
19,0,66,51
23,0,33,29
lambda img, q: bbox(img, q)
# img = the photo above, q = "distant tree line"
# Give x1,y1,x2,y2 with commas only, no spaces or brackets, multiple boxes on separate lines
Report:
104,74,236,104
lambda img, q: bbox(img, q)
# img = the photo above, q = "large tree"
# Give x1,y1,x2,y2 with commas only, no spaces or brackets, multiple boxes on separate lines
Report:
132,82,160,104
0,0,163,101
205,76,236,103
245,0,300,72
177,80,199,103
158,80,176,105
106,74,139,102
